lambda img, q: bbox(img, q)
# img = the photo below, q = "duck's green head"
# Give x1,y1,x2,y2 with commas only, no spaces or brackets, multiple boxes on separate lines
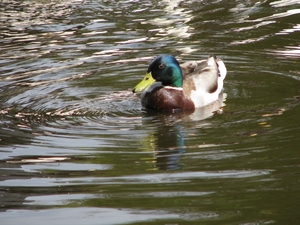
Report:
132,55,183,93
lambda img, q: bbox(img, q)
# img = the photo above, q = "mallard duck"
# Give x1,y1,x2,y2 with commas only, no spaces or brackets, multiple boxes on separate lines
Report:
132,54,227,110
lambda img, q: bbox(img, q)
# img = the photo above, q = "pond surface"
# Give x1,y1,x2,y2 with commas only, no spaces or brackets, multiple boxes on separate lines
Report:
1,0,300,224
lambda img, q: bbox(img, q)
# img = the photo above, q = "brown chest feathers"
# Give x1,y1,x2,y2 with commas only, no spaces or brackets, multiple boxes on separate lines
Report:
142,86,195,110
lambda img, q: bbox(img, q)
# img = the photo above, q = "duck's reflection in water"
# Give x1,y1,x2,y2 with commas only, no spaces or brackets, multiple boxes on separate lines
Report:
141,93,225,170
152,124,185,170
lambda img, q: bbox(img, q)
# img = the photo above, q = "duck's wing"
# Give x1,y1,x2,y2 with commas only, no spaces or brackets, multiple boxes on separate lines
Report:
183,56,219,95
180,60,207,77
180,56,226,79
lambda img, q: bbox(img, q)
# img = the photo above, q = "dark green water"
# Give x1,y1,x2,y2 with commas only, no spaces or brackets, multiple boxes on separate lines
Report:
1,0,300,224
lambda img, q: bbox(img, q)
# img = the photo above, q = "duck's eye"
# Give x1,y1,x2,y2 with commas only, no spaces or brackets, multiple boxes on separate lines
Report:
158,63,165,69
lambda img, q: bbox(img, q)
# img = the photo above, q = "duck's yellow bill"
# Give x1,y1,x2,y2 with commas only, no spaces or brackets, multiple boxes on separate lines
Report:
132,72,155,93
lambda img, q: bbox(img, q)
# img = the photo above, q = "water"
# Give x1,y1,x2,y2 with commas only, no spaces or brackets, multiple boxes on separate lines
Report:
1,0,300,224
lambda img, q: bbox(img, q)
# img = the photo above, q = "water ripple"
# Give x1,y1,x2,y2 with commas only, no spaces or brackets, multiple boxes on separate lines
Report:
0,170,271,187
1,1,300,224
0,207,218,225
